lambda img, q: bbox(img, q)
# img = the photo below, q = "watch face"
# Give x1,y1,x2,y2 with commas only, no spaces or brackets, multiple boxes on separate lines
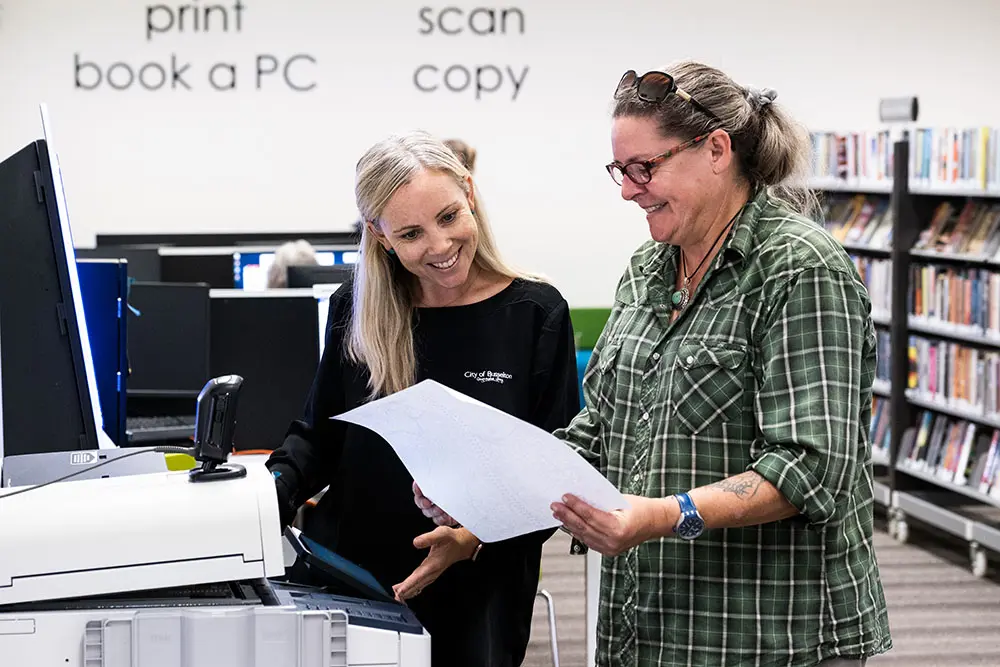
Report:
677,516,704,540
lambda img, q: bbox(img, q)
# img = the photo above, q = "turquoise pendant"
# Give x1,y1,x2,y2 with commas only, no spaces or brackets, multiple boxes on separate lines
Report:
670,287,690,311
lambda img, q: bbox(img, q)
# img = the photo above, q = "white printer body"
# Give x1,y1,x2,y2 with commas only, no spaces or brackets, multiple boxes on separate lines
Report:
0,459,431,667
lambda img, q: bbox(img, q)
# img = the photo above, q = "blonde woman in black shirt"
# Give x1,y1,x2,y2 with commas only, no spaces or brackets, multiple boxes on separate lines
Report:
266,131,580,667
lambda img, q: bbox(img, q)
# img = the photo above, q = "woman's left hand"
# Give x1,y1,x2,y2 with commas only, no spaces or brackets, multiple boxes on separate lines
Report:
551,493,674,557
393,526,480,601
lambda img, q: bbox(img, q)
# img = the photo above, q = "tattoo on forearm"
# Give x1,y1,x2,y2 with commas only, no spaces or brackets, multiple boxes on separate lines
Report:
709,473,765,499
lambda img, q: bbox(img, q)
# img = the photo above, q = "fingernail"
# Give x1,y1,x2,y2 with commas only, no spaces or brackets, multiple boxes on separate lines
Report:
562,495,571,503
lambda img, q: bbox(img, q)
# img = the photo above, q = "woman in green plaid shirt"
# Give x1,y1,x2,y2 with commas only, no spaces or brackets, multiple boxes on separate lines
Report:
546,62,893,666
416,60,892,665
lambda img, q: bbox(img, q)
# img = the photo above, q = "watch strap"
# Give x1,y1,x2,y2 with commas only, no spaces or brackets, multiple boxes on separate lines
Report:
674,492,697,516
672,491,703,538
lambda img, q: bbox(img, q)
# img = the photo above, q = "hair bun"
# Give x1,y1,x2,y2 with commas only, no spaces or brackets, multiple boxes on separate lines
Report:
747,86,778,108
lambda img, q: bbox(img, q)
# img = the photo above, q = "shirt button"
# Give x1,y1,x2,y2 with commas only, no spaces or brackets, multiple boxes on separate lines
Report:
632,473,641,483
652,352,660,360
686,355,695,365
641,412,649,421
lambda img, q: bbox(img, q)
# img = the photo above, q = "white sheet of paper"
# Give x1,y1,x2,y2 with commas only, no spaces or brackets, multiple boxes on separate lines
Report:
332,379,628,543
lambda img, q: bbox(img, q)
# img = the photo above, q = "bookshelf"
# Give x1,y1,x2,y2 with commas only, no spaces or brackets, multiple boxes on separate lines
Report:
811,129,1000,578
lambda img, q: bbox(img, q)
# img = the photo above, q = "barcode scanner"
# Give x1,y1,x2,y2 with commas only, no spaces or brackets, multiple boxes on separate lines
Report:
189,374,246,482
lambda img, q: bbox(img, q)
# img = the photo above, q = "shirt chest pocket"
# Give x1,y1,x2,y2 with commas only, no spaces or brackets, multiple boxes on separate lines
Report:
671,342,748,435
591,338,623,410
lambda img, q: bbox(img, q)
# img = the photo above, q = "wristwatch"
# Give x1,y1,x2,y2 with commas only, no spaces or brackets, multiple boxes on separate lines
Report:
672,492,705,540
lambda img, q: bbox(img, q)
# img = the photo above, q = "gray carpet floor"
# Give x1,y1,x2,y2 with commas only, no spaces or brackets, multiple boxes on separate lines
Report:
523,522,1000,667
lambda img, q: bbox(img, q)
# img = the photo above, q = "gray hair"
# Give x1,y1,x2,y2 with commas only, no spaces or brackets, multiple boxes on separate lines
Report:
613,60,817,217
267,240,318,288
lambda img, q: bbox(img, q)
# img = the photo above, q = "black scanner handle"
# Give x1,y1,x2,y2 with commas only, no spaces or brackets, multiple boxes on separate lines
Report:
190,374,246,482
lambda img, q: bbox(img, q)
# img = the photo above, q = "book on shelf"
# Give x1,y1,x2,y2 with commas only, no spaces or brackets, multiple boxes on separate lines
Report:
907,335,1000,417
819,193,893,249
870,396,891,465
876,330,891,383
811,130,894,185
810,127,1000,193
981,431,1000,497
908,262,1000,337
911,127,1000,191
912,200,1000,258
898,409,1000,500
851,257,892,319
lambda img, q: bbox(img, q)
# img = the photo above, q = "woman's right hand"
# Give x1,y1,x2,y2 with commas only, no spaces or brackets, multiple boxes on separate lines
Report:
412,481,458,527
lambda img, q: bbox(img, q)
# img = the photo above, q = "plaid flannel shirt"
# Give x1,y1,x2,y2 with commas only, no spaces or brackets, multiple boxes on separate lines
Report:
556,188,892,666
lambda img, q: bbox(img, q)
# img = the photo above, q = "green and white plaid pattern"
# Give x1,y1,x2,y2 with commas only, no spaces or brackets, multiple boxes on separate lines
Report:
556,189,892,666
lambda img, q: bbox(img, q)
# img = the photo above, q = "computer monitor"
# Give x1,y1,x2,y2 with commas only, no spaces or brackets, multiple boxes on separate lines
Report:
233,250,349,290
127,282,211,398
0,105,106,457
158,246,359,291
159,252,235,288
286,264,354,290
75,246,162,282
77,259,129,447
209,290,319,452
233,251,274,290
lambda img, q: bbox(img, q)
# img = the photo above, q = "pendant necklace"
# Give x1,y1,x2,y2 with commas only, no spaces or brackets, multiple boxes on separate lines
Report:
670,209,741,312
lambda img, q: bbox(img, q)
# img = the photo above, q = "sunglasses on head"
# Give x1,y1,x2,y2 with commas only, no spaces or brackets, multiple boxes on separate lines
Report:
605,70,723,186
615,70,723,126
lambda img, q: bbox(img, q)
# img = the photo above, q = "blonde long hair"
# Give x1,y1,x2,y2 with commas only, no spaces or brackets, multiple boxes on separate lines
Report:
349,131,528,399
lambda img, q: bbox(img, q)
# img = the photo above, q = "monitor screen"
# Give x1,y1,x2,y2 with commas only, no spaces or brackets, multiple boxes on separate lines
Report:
233,251,275,291
233,250,356,290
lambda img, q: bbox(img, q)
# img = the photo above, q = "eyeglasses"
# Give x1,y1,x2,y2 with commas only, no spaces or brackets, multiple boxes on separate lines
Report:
615,70,723,125
605,133,710,186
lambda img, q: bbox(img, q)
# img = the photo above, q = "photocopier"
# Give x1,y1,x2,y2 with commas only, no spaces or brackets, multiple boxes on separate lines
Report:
0,379,432,666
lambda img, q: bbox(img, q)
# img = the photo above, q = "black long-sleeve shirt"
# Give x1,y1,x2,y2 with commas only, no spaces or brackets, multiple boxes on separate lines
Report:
266,277,581,667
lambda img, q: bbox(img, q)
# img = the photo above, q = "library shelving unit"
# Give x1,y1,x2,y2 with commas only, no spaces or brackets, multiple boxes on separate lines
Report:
810,129,1000,578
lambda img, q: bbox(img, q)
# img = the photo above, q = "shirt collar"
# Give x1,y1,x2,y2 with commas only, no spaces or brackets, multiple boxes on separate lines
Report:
724,186,768,265
640,186,768,276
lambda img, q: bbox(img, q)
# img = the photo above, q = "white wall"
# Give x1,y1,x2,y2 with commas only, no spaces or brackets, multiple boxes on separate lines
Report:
2,0,999,306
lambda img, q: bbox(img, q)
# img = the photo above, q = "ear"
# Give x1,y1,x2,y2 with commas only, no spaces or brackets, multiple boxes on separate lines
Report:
366,220,392,251
706,129,736,175
464,175,476,213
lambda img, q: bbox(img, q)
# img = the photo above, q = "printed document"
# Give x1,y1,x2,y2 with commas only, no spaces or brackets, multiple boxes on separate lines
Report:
332,380,628,542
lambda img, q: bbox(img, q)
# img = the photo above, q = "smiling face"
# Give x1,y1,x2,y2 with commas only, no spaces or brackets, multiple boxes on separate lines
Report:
610,115,716,246
372,168,480,303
